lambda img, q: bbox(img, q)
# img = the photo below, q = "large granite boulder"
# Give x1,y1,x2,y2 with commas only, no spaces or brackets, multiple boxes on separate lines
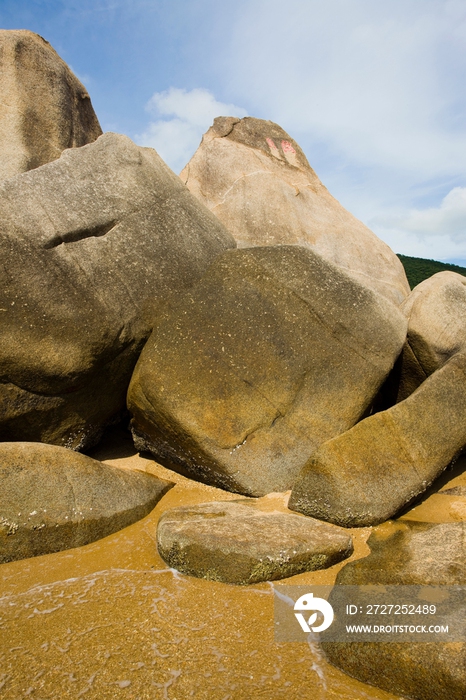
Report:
322,521,466,700
289,352,466,526
0,442,173,563
0,30,102,182
128,245,407,496
181,116,409,306
0,132,235,448
156,500,353,584
392,271,466,402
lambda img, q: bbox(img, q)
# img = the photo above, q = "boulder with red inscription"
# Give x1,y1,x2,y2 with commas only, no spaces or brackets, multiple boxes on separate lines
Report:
181,116,409,306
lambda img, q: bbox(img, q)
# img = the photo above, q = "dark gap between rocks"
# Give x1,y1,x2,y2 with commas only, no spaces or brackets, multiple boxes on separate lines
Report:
43,220,118,249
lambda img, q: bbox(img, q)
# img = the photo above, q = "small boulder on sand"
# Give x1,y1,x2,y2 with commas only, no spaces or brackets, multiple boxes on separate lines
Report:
0,441,173,563
156,500,353,584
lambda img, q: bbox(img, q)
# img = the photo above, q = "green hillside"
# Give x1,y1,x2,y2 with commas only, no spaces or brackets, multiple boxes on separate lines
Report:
397,254,466,290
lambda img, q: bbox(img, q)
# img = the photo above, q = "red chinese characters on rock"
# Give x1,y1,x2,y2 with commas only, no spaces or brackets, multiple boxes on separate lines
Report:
281,140,296,154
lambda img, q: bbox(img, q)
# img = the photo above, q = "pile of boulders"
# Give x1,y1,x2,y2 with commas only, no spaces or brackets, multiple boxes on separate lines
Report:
1,30,465,700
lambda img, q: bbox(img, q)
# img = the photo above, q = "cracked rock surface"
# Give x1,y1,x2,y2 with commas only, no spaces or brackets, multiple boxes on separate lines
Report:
0,132,235,448
181,116,409,306
128,245,407,496
0,441,174,563
156,499,353,584
0,30,102,182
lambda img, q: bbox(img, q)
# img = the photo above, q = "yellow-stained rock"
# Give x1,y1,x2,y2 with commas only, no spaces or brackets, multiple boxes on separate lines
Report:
290,353,466,526
128,245,407,496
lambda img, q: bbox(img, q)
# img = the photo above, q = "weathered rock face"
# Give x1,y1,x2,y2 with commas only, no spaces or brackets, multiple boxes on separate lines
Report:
289,352,466,527
0,442,173,563
181,116,410,306
0,132,236,448
128,245,407,496
156,500,353,584
393,271,466,402
0,30,102,182
322,521,466,700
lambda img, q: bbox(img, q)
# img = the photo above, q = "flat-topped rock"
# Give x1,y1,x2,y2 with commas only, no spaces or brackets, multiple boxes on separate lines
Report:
128,245,407,496
289,352,466,527
322,521,466,700
0,30,102,182
0,442,174,563
0,132,235,448
181,116,409,306
156,500,353,584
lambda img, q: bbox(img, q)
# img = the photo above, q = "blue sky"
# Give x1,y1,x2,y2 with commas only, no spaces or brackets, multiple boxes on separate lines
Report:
2,0,466,263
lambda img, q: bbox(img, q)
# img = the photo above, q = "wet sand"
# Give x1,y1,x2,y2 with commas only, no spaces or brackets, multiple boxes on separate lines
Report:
1,428,465,699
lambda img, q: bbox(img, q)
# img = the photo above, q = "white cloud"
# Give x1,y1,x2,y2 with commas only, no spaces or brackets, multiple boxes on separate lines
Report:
370,226,466,261
135,87,247,173
369,187,466,259
396,187,466,240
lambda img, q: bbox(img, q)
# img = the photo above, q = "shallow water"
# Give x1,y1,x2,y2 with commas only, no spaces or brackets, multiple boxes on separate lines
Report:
1,430,465,700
